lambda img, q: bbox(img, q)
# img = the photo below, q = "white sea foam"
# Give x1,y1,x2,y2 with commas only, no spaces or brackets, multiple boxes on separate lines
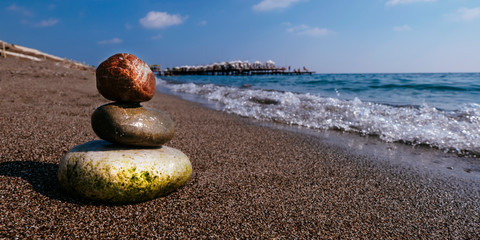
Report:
158,79,480,154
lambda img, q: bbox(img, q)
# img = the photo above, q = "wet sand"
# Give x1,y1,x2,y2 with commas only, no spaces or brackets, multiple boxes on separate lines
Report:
0,57,479,238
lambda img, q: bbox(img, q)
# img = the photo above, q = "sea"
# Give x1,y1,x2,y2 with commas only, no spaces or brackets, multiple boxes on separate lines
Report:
157,73,480,158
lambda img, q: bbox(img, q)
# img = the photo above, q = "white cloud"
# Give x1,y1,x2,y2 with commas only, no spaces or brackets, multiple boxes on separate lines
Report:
299,27,332,36
386,0,435,6
98,38,123,45
35,18,59,27
6,4,33,16
139,11,187,29
287,24,334,36
447,7,480,22
198,20,207,26
393,24,412,31
252,0,302,12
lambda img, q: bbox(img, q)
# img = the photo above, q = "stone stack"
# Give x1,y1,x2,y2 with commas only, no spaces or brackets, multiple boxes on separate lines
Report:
57,53,192,203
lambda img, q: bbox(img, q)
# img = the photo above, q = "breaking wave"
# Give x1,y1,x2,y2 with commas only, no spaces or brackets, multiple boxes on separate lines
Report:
158,79,480,155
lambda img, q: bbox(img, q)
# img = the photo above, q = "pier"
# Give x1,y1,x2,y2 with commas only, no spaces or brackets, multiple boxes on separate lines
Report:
151,60,315,76
163,68,314,76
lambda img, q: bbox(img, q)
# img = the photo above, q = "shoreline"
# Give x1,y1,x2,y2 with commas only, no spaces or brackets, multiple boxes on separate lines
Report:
253,118,480,182
1,57,479,238
158,83,480,182
157,74,480,155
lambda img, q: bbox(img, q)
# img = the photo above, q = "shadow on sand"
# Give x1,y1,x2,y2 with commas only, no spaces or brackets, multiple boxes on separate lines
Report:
0,160,138,206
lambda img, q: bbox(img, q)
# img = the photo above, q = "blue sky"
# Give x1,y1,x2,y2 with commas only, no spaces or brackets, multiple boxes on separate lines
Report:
1,0,479,73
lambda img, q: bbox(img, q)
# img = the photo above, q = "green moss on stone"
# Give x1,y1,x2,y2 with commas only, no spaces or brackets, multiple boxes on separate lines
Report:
58,141,192,203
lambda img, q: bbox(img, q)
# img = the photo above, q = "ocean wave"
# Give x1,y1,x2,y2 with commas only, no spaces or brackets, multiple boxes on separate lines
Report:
158,79,480,155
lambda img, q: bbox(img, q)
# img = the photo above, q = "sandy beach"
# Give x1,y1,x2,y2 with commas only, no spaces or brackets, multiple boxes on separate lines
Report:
1,56,479,238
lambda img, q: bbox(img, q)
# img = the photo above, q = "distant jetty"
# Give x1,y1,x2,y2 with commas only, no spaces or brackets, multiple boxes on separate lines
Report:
153,60,314,76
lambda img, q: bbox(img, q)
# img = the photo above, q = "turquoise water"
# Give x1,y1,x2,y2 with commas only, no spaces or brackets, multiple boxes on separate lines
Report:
158,73,480,155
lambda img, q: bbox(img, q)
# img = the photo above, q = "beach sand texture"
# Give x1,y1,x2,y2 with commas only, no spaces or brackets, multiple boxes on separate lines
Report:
0,57,479,238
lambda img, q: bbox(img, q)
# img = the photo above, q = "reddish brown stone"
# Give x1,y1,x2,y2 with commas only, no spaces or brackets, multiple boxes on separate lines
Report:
96,53,156,103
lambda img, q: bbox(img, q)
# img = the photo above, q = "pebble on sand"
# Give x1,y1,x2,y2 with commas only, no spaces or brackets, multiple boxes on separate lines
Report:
96,53,156,103
91,102,175,147
58,140,192,203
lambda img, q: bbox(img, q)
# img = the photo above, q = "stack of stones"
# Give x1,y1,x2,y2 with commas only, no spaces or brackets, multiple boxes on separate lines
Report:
57,53,192,204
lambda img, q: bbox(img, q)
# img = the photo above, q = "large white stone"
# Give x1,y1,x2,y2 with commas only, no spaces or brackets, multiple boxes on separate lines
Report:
58,140,192,203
